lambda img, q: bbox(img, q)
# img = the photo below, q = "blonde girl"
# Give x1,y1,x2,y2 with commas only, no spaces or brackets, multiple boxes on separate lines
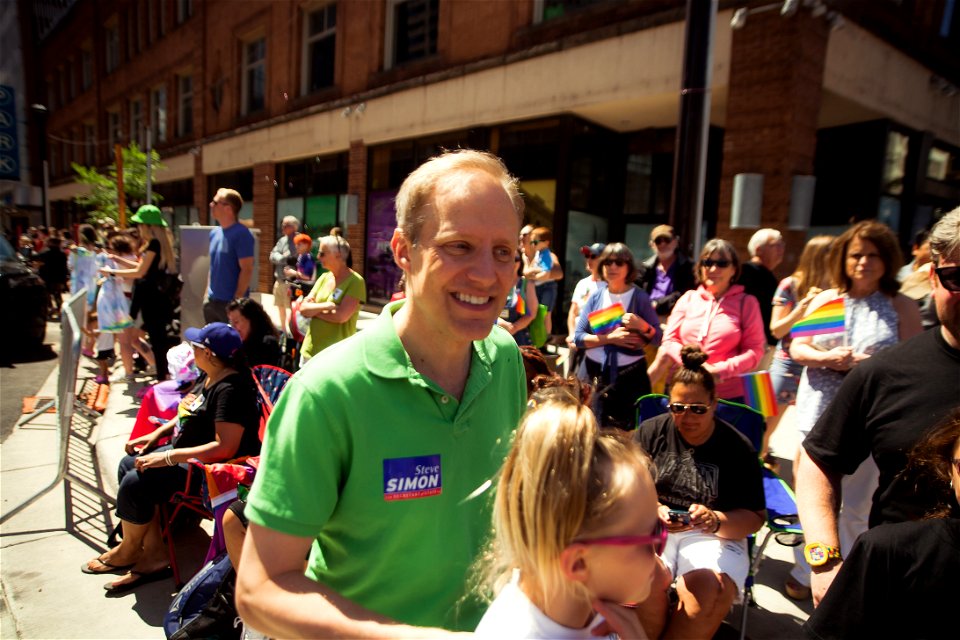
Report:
476,378,662,639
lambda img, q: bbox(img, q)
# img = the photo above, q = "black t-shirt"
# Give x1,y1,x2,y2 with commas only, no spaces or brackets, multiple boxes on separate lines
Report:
803,518,960,640
737,262,778,346
172,372,261,458
803,328,960,526
634,413,765,513
37,248,68,284
245,334,281,368
141,238,164,283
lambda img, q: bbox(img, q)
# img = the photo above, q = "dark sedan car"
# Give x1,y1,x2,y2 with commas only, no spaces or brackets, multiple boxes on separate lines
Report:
0,236,50,359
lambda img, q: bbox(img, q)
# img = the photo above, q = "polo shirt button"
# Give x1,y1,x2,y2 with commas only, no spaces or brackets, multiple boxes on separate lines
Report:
440,396,449,404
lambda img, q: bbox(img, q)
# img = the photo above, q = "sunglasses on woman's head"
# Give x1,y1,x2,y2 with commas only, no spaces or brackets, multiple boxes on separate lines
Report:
703,259,731,269
669,402,710,415
603,258,628,267
571,519,667,556
935,266,960,293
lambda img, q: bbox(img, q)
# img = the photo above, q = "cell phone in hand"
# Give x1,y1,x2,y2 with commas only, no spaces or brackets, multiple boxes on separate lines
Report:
667,509,691,525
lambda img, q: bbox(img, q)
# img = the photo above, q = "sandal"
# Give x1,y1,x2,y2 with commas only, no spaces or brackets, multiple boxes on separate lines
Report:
81,555,133,575
103,566,173,595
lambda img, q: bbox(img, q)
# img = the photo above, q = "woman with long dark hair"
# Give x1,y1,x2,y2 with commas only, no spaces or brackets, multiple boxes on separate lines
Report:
227,297,281,367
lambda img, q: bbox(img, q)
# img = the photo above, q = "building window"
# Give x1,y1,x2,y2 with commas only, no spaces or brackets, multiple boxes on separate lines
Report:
385,0,438,69
105,24,120,73
46,77,57,111
534,0,606,23
302,4,337,95
176,0,193,25
65,60,76,101
130,98,144,147
57,67,67,106
158,0,167,36
81,47,93,91
151,85,167,143
83,124,95,165
242,37,266,115
177,75,193,136
108,110,122,149
136,0,145,50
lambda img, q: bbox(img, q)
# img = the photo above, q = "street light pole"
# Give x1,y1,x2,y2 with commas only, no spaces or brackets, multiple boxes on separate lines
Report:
30,104,50,228
669,0,717,258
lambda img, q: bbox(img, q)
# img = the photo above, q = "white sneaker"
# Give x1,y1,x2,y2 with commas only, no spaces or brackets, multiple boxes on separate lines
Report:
110,369,131,383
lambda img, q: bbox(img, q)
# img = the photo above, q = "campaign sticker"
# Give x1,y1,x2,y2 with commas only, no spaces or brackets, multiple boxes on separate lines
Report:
332,288,344,302
383,455,442,501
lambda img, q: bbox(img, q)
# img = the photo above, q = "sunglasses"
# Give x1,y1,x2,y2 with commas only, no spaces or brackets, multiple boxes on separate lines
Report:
702,259,731,269
935,266,960,293
669,402,710,415
654,236,673,246
603,258,628,267
572,520,667,556
531,239,541,245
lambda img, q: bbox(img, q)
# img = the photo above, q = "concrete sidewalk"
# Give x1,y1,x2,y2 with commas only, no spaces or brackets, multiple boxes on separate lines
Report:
1,308,811,638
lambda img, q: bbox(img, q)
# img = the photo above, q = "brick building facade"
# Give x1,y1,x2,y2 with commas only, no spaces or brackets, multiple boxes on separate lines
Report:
14,0,960,307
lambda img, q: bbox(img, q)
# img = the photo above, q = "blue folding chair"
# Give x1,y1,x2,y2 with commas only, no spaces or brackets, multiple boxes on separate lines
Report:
635,394,803,640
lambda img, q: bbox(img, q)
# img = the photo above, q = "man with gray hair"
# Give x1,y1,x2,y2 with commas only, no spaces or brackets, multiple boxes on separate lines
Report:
236,150,527,636
797,208,960,606
739,228,785,349
269,215,300,330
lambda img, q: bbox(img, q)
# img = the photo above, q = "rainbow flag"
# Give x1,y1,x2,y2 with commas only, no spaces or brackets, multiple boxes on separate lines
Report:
588,302,625,334
741,371,778,418
791,297,845,338
515,289,526,316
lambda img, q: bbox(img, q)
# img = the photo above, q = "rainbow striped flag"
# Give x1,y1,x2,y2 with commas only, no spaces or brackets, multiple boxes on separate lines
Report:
741,371,778,417
588,302,625,334
515,289,526,316
791,297,845,338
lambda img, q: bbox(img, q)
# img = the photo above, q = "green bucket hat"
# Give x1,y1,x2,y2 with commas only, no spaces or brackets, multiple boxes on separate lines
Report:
130,204,168,227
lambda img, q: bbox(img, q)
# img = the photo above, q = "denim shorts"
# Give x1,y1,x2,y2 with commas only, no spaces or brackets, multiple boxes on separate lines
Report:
535,281,558,312
769,355,803,405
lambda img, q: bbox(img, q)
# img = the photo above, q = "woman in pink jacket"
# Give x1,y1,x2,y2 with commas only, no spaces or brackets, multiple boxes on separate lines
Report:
648,238,767,402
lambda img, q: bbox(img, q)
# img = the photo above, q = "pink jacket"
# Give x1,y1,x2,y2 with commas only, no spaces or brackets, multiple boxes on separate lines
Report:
660,284,767,399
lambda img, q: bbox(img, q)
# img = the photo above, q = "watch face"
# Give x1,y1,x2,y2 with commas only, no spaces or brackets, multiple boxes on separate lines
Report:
808,545,827,564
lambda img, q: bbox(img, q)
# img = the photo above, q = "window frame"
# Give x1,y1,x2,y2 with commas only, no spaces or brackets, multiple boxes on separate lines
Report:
177,74,193,137
383,0,439,70
151,85,168,143
130,98,144,148
301,3,337,96
105,22,120,73
241,36,267,116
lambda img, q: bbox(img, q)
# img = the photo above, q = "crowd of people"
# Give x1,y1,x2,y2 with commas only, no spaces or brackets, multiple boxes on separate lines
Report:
9,148,957,639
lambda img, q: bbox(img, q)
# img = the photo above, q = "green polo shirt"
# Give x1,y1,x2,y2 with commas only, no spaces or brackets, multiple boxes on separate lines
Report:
246,301,526,631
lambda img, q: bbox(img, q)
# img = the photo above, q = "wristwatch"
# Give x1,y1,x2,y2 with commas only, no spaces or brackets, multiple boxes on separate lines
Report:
803,542,841,567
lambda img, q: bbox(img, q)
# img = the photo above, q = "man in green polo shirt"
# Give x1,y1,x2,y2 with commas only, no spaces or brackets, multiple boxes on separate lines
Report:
237,150,527,636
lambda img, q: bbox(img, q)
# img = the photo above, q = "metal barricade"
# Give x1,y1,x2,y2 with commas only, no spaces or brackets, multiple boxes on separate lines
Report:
1,289,116,525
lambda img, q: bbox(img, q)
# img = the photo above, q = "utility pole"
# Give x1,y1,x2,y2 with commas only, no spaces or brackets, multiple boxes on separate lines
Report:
669,0,717,258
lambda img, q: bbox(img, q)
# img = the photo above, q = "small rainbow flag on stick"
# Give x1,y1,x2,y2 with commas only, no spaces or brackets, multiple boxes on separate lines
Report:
588,302,625,334
515,290,526,316
791,297,845,338
741,371,778,418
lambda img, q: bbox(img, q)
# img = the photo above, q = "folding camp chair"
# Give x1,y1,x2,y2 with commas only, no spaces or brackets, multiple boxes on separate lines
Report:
251,364,293,440
634,393,803,640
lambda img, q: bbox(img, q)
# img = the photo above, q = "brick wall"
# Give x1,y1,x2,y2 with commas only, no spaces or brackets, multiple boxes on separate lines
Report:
347,140,368,278
252,161,276,293
716,10,829,276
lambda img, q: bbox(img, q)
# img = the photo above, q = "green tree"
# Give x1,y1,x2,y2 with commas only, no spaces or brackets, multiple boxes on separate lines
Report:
71,142,165,224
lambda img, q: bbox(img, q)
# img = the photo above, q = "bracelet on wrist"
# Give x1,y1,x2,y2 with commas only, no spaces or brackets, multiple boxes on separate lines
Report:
711,511,721,533
164,449,174,466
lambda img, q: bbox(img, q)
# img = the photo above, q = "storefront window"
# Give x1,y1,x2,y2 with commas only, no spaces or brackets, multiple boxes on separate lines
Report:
365,190,402,303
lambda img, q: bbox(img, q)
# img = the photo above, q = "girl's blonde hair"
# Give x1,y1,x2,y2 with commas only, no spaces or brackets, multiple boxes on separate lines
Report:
138,224,176,273
483,379,655,606
792,235,835,299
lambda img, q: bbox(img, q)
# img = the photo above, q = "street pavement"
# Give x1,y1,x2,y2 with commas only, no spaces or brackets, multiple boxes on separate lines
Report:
1,297,811,638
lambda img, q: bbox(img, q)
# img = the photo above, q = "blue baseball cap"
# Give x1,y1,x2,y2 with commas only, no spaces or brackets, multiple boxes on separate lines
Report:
184,322,243,360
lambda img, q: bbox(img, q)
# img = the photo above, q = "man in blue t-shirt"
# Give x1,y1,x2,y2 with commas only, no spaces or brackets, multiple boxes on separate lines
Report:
204,188,255,323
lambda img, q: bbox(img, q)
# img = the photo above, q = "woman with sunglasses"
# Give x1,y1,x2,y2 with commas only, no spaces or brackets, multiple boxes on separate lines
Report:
785,221,922,599
497,250,539,346
476,376,662,639
84,322,260,593
634,345,765,640
298,229,366,365
574,243,661,430
648,238,766,402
